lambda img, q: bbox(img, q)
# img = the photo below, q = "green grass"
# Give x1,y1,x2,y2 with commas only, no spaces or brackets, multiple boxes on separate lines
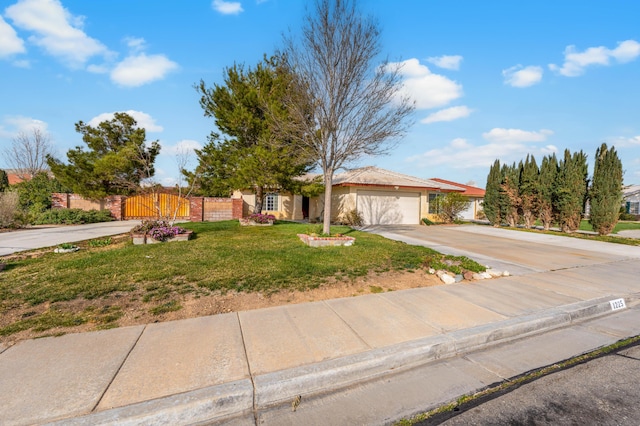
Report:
579,220,640,233
0,221,486,337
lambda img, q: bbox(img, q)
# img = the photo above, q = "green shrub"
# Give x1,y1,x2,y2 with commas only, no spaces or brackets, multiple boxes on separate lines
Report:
88,237,112,247
34,209,113,225
343,209,364,226
619,212,637,221
421,217,435,226
0,192,23,228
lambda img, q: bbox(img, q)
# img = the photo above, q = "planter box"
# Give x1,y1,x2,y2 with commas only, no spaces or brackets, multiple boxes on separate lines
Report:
297,234,355,247
132,231,193,245
239,218,274,226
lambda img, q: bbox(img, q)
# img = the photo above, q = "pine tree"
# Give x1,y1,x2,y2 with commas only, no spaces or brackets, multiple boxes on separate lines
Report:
538,154,558,230
554,149,588,232
519,154,540,228
483,159,503,226
589,143,623,235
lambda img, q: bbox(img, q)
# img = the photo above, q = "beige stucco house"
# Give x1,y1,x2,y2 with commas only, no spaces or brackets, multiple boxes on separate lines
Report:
235,167,484,225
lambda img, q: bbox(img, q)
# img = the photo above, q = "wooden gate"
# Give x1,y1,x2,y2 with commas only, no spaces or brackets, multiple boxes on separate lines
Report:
124,193,190,220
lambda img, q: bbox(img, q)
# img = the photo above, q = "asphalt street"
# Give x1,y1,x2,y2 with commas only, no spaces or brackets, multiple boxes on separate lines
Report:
439,342,640,426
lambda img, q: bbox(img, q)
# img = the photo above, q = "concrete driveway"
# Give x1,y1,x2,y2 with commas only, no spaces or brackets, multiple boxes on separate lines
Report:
364,224,640,275
0,220,141,256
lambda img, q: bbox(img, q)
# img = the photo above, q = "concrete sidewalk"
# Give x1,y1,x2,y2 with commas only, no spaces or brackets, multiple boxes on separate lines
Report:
0,220,141,256
1,225,639,425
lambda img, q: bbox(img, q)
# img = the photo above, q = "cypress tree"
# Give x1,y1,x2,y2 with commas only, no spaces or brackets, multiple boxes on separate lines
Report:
502,162,521,227
519,154,539,228
0,169,8,192
589,143,623,235
538,154,558,230
484,159,503,226
555,149,588,232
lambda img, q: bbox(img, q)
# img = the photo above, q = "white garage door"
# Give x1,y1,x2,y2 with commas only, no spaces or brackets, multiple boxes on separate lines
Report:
459,200,474,220
357,190,420,225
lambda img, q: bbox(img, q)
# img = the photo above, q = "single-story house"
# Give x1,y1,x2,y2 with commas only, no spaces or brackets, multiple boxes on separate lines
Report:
234,166,484,225
623,185,640,216
430,178,485,221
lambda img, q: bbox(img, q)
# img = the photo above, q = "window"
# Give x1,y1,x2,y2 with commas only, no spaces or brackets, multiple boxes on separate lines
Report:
265,193,279,211
428,193,441,214
629,202,640,215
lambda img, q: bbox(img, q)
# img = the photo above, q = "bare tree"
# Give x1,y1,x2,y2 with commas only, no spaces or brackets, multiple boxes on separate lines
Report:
5,128,54,180
279,0,415,234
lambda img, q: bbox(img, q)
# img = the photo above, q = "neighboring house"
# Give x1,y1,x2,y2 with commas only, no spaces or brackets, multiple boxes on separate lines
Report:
5,169,27,185
235,166,475,225
623,185,640,216
430,178,485,221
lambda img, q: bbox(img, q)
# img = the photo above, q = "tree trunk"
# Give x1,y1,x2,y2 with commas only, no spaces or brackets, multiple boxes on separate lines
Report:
255,186,264,214
323,173,333,235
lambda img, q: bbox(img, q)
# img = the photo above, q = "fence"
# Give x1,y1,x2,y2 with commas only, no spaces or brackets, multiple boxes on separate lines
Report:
52,193,243,222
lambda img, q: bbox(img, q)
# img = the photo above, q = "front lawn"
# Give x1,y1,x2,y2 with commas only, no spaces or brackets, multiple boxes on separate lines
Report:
579,220,640,234
0,221,483,340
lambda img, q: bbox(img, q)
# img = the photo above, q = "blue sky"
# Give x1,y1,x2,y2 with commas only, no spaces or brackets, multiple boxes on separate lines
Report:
1,0,639,188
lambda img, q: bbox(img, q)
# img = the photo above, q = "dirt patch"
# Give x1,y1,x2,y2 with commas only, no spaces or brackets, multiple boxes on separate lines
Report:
0,269,443,346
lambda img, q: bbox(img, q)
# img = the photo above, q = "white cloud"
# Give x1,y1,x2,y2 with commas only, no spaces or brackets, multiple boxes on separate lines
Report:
502,65,543,88
389,58,463,109
0,16,26,57
87,110,163,132
549,39,640,77
124,36,146,53
608,135,640,147
5,0,108,68
110,53,178,87
86,64,108,73
482,128,553,144
13,59,30,67
406,137,557,170
421,105,473,124
212,0,244,15
0,115,48,138
427,55,463,70
160,139,203,156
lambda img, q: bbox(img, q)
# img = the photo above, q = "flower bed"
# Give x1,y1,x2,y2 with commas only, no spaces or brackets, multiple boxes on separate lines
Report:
131,220,192,245
297,233,355,247
239,213,275,226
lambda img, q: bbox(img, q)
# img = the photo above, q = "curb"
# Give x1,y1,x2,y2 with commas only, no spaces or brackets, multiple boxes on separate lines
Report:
48,380,254,426
52,294,640,425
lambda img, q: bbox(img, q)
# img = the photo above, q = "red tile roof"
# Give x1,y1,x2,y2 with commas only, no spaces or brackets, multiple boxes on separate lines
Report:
430,178,485,197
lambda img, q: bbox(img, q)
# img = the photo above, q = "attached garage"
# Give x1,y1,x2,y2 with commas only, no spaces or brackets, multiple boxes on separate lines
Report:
357,190,420,225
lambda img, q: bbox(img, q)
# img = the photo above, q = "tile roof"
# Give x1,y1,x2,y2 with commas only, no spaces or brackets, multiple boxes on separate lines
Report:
430,178,486,197
333,167,464,191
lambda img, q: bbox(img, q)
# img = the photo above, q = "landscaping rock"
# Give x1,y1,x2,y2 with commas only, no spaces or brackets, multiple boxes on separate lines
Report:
440,274,456,285
503,271,511,277
454,274,464,283
480,272,492,279
427,268,436,275
486,269,503,277
463,271,475,280
472,273,485,280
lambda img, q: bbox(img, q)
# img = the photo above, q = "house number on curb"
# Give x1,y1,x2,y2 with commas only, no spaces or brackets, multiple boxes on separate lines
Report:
609,298,626,311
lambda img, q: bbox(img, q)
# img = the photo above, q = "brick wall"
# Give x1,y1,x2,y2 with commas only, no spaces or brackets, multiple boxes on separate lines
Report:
106,195,124,221
52,193,242,222
203,198,233,221
69,194,103,210
232,198,243,219
189,197,204,222
52,193,69,209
